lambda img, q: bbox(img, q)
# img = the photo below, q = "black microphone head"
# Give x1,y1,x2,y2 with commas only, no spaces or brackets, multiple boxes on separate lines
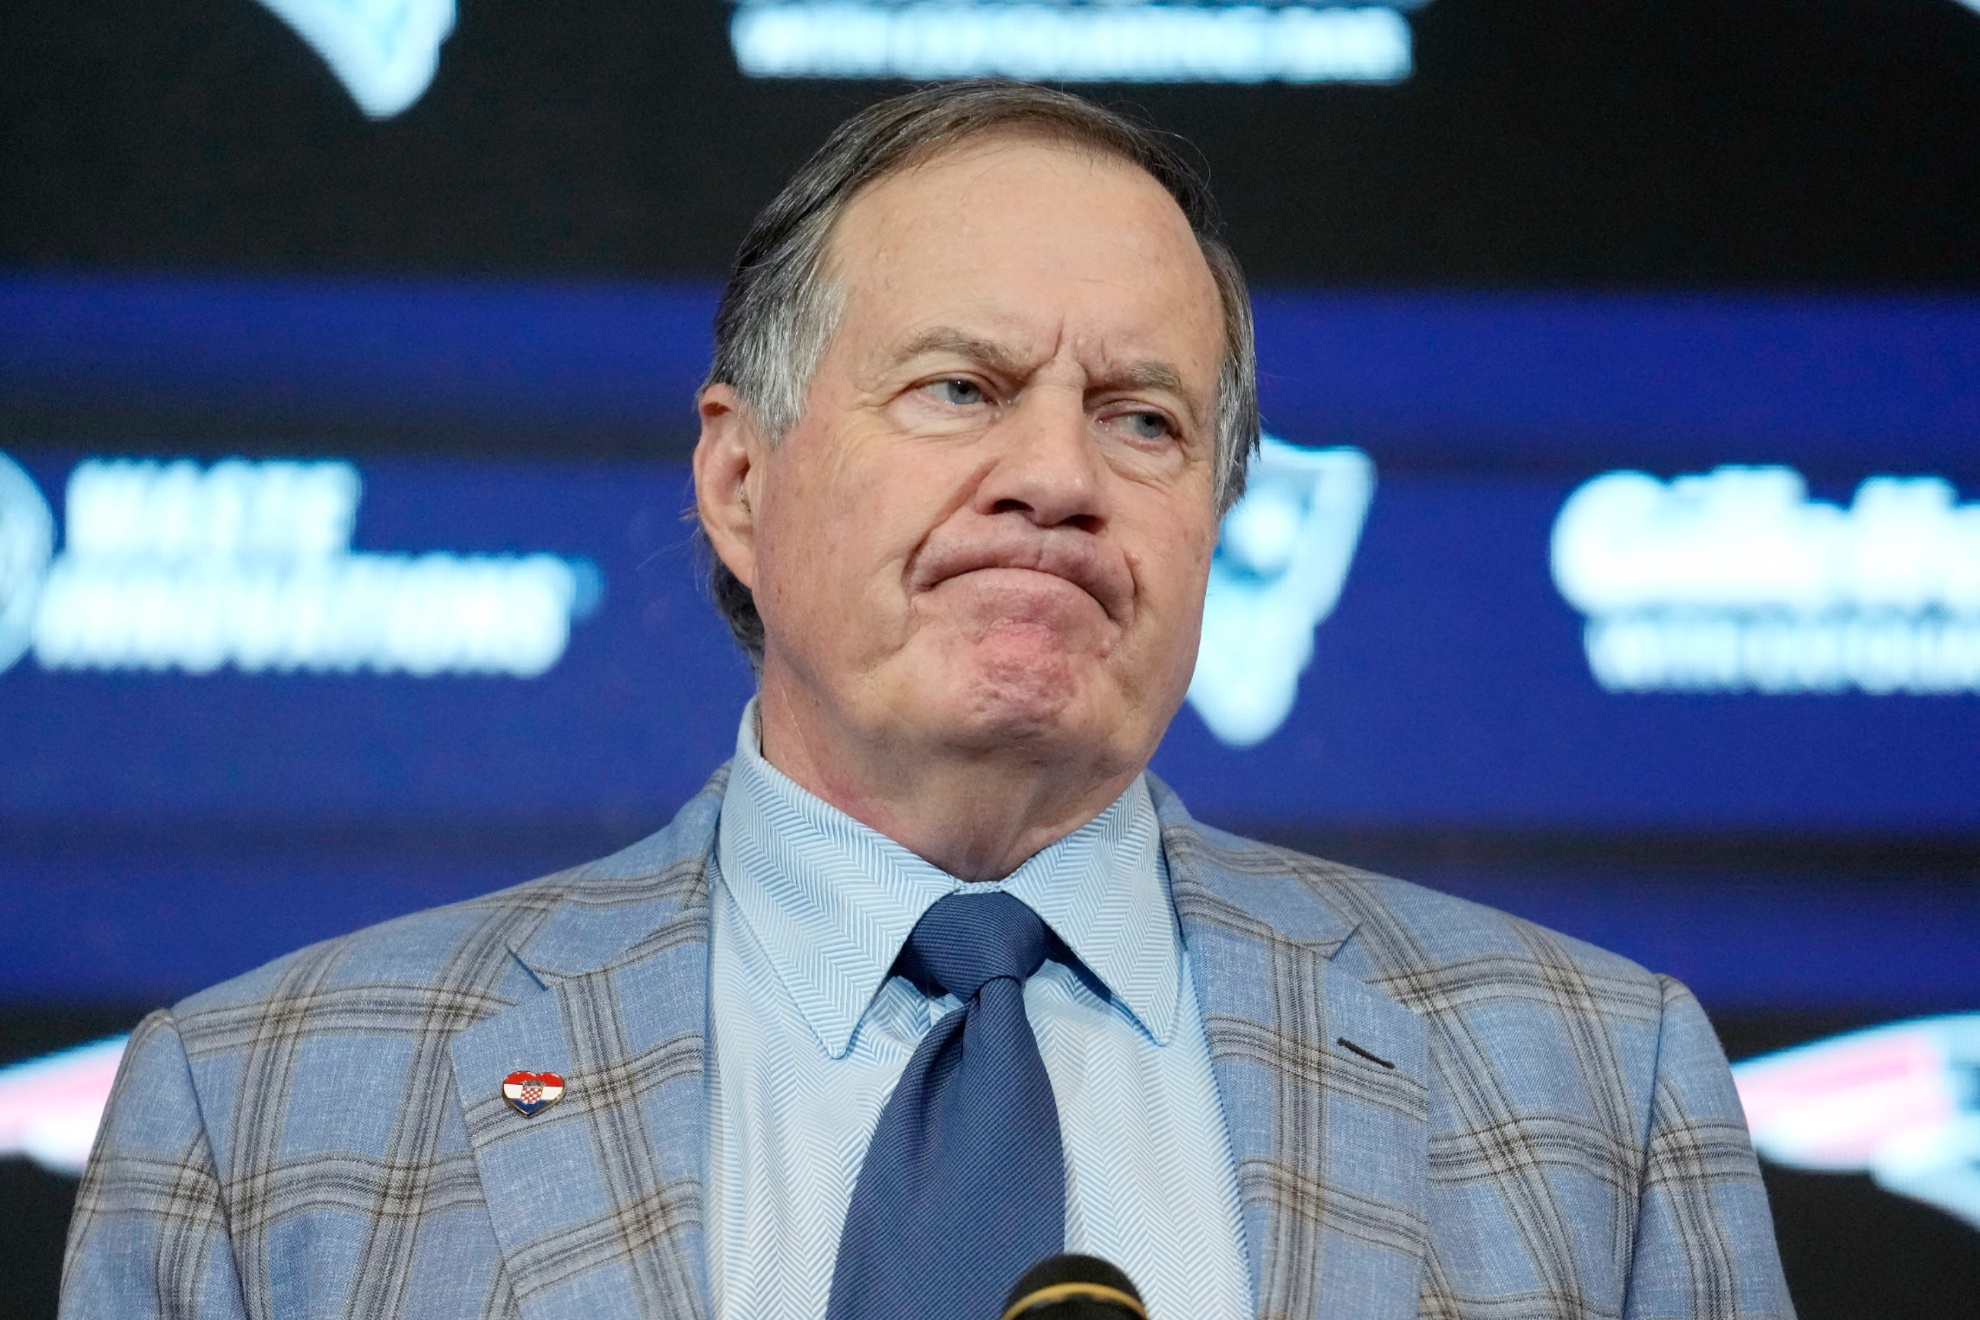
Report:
1000,1254,1147,1320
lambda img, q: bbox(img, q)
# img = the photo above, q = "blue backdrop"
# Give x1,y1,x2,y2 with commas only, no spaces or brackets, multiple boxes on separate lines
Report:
4,275,1978,1009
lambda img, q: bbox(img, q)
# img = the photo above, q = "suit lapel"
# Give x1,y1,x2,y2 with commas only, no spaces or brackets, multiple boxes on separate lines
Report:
450,781,723,1320
443,771,1430,1320
1160,789,1431,1320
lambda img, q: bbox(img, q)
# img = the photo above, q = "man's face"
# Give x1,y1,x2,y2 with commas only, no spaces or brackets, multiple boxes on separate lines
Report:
715,136,1225,779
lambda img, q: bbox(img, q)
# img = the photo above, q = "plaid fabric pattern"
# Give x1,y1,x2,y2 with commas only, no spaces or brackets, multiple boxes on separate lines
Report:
64,770,1792,1320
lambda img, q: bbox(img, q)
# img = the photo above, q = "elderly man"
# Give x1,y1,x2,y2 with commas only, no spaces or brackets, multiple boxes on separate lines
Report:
64,82,1793,1320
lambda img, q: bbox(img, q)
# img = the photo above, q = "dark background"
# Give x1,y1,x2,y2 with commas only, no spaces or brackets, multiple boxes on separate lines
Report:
5,0,1980,287
5,1,1980,1314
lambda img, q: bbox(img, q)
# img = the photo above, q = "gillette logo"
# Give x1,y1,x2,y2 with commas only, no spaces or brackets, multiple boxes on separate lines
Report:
1552,466,1980,696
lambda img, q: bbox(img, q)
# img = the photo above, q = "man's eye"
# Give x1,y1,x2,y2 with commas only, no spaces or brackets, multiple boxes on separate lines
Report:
931,378,985,406
1124,411,1172,441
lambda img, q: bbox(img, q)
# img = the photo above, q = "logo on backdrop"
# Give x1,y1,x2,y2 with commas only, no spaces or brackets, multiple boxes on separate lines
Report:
0,452,57,672
230,0,1980,115
725,0,1421,84
252,0,455,118
1732,1014,1980,1234
0,451,596,680
1186,439,1374,747
252,0,1415,113
1552,466,1980,696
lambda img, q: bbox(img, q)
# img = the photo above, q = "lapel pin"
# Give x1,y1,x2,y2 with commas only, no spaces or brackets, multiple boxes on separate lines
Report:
501,1070,566,1117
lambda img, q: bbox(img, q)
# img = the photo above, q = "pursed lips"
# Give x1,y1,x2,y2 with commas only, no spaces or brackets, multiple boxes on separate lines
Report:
906,530,1131,623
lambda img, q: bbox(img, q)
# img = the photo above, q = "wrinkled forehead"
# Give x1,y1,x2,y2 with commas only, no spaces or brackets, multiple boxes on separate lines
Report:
828,129,1202,266
819,133,1224,374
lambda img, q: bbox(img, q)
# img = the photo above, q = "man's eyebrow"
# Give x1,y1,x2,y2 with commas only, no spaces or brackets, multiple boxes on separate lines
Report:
895,328,1208,421
1107,361,1205,422
894,327,1031,377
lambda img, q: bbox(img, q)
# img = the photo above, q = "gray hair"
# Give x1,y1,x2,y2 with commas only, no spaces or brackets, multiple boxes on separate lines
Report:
701,79,1259,666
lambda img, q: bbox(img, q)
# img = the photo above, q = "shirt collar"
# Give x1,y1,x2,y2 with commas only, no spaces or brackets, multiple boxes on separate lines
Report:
715,701,1182,1059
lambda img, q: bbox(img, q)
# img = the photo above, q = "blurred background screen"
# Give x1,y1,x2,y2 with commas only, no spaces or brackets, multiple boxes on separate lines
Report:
3,1,1979,1314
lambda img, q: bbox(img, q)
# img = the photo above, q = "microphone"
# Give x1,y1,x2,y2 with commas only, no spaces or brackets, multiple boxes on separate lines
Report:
1000,1255,1148,1320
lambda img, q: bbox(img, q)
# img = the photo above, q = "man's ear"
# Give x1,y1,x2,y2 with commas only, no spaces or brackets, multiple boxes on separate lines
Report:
694,383,767,590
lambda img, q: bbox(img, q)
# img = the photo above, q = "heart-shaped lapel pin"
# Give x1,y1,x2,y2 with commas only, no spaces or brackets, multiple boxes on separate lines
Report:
501,1070,566,1117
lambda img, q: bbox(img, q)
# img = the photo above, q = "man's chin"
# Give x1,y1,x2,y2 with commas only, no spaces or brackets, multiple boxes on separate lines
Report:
919,642,1113,754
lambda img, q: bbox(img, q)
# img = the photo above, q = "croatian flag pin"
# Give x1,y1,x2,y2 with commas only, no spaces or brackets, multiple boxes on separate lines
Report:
501,1071,566,1117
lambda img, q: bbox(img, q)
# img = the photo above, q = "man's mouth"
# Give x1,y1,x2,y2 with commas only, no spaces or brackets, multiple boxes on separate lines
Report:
908,535,1129,622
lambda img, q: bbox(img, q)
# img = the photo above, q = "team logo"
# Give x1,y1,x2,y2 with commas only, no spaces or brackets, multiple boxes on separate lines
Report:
253,0,456,118
1186,439,1375,747
0,453,56,674
1733,1014,1980,1232
501,1070,566,1117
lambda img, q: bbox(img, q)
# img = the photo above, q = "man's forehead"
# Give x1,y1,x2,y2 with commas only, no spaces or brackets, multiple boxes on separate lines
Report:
827,134,1203,279
822,137,1222,381
851,130,1171,218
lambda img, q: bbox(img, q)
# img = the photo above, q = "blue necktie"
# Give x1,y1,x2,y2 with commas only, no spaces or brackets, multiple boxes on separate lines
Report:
825,891,1066,1320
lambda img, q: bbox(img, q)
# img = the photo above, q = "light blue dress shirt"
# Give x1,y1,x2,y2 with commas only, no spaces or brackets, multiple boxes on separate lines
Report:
705,707,1254,1320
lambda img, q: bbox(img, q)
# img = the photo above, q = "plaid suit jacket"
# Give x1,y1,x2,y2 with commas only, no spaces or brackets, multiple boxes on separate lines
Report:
64,772,1794,1320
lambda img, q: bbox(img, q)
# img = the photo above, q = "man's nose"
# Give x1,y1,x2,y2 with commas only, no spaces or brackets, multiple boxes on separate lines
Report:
976,389,1105,531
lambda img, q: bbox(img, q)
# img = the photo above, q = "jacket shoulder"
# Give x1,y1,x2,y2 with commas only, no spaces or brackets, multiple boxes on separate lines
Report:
172,773,725,1033
1171,816,1671,1028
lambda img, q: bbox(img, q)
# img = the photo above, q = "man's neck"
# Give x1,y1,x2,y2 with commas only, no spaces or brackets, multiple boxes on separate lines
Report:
752,685,1142,882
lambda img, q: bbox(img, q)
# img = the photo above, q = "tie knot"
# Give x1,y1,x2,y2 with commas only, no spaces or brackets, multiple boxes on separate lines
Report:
897,892,1053,1001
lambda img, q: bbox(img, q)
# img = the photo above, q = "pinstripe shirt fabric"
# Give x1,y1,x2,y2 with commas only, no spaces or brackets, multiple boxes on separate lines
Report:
63,769,1795,1320
705,711,1252,1320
